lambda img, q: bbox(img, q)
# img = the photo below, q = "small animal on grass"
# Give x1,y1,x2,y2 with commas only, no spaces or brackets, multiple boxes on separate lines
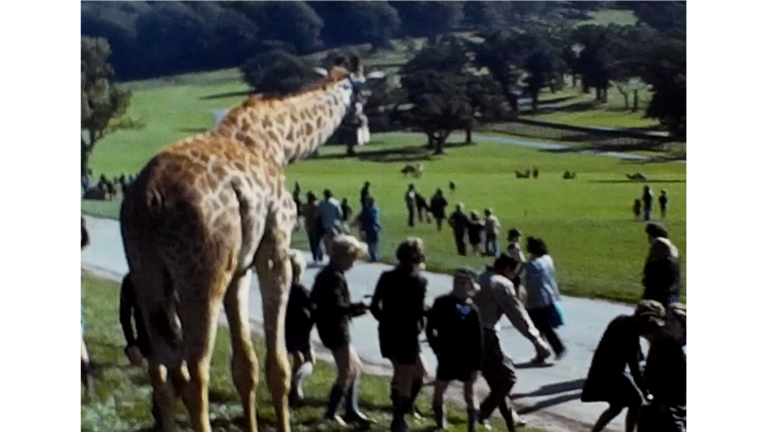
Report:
533,166,540,179
626,172,647,181
563,171,577,180
633,199,642,220
515,169,531,179
401,163,424,177
449,180,456,193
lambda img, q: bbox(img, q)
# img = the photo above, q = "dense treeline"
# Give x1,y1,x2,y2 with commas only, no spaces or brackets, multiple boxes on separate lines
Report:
82,1,605,80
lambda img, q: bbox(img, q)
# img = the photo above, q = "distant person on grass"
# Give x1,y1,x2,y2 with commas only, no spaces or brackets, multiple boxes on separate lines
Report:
341,197,353,232
448,204,470,256
415,191,431,223
642,185,654,221
310,236,371,426
581,302,653,432
426,268,484,432
659,190,669,219
370,238,429,432
302,191,324,263
467,211,485,255
524,237,567,360
360,181,371,209
318,189,344,254
405,183,417,227
430,189,449,232
642,237,681,306
357,196,383,262
483,208,501,257
633,199,642,221
506,229,526,264
285,250,316,408
81,217,94,398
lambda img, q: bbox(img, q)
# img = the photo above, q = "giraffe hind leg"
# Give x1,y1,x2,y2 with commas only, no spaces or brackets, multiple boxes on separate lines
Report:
223,269,260,432
255,236,292,432
174,274,227,432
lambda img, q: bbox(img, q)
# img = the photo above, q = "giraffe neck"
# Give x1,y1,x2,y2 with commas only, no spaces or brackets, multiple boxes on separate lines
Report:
221,79,354,166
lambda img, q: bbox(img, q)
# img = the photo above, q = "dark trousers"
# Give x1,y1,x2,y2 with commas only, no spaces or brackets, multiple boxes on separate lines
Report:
407,206,416,227
308,232,323,262
480,329,516,422
453,232,467,256
643,204,652,221
527,306,565,356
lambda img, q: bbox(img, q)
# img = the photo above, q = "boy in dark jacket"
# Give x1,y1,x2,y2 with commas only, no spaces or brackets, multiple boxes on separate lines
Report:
370,238,429,432
285,250,315,408
426,268,484,432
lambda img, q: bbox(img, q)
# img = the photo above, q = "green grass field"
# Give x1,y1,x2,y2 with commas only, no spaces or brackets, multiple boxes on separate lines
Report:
83,128,685,305
81,274,546,432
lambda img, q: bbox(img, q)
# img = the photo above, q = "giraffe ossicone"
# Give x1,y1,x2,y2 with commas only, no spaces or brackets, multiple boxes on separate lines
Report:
120,54,384,432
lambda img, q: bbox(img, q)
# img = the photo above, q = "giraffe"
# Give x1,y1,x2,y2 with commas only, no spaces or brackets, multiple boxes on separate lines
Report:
119,55,384,432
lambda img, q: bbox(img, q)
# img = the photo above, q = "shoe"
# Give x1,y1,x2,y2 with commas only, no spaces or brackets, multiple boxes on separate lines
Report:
390,396,410,432
343,380,372,425
321,415,348,427
555,348,567,361
511,410,527,427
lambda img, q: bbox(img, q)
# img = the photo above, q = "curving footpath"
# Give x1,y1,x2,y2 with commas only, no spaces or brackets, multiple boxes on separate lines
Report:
81,215,642,432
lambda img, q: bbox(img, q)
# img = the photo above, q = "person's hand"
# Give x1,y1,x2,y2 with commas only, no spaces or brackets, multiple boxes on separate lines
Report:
351,302,368,317
469,371,480,383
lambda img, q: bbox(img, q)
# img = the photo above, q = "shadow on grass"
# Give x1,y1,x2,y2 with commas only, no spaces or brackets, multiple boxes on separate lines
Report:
590,180,686,184
512,379,585,400
301,396,391,413
200,90,252,100
517,392,582,415
540,140,670,155
176,127,210,134
619,155,687,164
313,141,475,164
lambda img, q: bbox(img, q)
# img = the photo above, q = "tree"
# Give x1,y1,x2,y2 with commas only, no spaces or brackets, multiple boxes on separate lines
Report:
240,49,318,96
81,37,134,177
469,29,526,113
636,37,686,139
462,1,509,30
391,1,465,43
310,1,401,50
400,37,473,154
231,1,324,53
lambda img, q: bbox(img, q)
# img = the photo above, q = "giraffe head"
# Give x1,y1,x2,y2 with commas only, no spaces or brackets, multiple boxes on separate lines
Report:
313,55,386,126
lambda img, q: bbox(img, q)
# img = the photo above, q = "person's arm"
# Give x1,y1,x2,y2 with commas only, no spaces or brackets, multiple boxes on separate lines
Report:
119,278,137,347
469,307,484,371
417,278,429,332
495,277,528,326
369,274,387,321
629,338,647,395
425,300,441,354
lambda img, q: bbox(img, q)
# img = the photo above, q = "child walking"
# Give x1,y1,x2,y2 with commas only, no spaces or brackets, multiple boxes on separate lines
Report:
285,250,316,408
426,268,484,432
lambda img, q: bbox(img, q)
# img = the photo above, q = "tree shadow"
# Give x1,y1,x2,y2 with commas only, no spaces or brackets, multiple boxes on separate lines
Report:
590,180,686,184
618,155,687,164
176,127,210,134
313,141,473,164
512,361,556,369
200,90,252,100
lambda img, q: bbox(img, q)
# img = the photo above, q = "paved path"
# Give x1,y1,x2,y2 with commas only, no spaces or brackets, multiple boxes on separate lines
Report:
82,216,640,431
473,134,686,165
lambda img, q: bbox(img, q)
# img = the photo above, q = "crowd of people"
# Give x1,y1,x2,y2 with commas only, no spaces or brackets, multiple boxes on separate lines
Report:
81,177,685,432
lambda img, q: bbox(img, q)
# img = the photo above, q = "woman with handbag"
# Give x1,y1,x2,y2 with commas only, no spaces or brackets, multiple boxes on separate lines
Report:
523,237,567,360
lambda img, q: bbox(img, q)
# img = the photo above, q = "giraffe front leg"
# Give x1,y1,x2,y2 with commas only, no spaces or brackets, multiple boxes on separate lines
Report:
223,269,260,432
255,240,292,432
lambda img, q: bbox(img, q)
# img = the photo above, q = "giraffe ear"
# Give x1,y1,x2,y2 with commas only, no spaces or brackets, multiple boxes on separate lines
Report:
313,67,329,77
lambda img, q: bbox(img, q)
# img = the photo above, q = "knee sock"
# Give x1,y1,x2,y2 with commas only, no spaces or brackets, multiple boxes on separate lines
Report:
293,362,314,398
